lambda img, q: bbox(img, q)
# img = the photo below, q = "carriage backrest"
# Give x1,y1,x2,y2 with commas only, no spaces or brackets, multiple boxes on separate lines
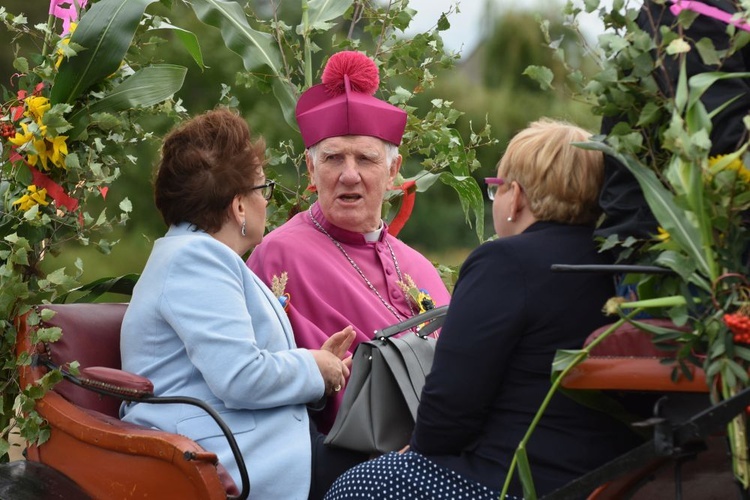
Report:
36,303,128,418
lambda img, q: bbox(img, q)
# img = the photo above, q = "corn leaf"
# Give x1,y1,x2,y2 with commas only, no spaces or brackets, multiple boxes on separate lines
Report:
189,0,297,128
70,65,186,121
51,0,159,104
516,446,538,500
151,22,205,70
307,0,354,30
688,71,750,110
581,142,712,280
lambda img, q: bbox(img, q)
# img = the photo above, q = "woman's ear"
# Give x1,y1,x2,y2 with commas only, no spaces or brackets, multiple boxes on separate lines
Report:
510,181,525,218
230,195,245,225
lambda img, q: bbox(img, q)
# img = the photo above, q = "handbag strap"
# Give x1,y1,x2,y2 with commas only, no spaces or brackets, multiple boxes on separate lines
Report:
391,335,436,415
378,337,426,419
374,305,448,340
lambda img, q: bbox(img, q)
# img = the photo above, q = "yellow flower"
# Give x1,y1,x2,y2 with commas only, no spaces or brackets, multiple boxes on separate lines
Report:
47,135,69,169
656,226,670,242
8,122,33,147
24,96,51,122
12,185,50,212
9,122,60,170
709,155,750,183
55,22,77,68
30,135,50,170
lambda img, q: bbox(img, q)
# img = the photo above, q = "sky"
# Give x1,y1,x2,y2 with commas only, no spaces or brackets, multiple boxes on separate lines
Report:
405,0,621,56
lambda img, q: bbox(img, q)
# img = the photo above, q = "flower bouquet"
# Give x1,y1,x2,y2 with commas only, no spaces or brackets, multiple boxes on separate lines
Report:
0,0,189,459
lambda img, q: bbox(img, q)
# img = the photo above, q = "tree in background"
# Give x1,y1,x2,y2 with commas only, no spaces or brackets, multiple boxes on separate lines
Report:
399,6,599,250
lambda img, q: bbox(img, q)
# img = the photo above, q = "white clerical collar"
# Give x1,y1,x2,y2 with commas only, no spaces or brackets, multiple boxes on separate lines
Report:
363,222,384,242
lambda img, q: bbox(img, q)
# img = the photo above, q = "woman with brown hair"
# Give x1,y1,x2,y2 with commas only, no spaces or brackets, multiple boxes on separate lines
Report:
120,108,363,499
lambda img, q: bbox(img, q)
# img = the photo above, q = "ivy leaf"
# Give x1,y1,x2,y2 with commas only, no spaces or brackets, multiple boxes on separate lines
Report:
636,101,662,127
523,65,554,91
439,173,484,242
666,38,691,55
119,198,133,213
33,326,62,344
695,37,721,66
45,268,76,288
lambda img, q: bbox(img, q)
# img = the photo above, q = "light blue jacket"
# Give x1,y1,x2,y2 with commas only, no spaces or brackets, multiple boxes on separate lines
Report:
120,223,324,499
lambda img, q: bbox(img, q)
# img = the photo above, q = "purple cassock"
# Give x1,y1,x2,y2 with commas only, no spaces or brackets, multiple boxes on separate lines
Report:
248,51,451,432
247,202,451,432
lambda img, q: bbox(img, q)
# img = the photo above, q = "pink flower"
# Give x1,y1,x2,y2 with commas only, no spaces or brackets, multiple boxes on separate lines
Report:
49,0,88,35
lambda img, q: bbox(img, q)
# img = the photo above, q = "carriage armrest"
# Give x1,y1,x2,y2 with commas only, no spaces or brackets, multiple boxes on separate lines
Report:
561,319,708,393
78,366,154,398
562,357,708,392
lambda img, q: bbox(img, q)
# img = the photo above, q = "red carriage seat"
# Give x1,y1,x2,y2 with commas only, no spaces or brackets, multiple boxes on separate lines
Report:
16,303,243,500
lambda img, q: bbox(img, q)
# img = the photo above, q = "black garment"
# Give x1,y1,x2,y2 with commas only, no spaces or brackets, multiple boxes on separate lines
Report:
596,0,750,241
309,419,369,500
410,221,643,498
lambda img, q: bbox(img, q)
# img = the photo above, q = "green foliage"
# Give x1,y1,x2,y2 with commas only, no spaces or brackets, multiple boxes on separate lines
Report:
516,0,750,492
0,0,191,461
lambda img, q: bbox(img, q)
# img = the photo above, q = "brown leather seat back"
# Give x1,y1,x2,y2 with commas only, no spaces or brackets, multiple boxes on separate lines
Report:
40,303,129,418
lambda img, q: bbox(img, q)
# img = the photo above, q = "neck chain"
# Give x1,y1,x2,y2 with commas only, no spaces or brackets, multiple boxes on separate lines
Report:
308,208,411,322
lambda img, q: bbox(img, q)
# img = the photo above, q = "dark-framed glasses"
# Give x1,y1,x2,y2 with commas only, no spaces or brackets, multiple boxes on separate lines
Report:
484,177,505,201
250,180,275,201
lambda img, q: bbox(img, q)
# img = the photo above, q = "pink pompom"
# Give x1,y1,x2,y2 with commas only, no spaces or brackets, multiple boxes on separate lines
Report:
322,51,379,96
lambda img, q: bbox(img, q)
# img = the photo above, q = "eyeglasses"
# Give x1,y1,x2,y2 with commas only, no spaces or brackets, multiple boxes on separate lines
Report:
484,177,505,201
250,180,275,201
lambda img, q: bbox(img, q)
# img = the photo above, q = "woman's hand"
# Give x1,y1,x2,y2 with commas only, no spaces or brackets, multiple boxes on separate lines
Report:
310,350,350,396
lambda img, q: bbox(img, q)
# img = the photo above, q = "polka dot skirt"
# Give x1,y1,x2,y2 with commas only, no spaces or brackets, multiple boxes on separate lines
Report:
324,451,516,499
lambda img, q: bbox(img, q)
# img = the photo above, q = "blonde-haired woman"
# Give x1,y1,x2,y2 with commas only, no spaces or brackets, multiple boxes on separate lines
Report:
325,118,642,499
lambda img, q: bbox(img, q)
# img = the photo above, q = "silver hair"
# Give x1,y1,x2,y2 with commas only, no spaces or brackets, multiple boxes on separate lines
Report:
308,140,399,167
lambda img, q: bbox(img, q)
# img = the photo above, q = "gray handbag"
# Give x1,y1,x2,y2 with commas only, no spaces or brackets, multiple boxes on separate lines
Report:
324,306,448,455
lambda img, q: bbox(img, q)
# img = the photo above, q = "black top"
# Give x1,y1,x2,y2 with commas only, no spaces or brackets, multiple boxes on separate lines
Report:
410,221,642,496
596,0,750,241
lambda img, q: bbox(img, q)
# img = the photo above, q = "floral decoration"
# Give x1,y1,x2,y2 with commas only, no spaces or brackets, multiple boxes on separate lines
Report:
505,0,750,495
397,274,435,314
0,0,190,459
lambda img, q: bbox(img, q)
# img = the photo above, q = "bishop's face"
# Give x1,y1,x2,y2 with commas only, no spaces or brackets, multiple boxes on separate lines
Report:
307,135,401,233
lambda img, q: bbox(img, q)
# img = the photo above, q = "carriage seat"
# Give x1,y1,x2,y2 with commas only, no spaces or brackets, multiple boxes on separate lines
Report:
16,302,241,500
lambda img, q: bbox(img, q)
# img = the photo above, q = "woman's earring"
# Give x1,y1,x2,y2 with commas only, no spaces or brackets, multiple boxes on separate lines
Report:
507,216,513,222
241,219,247,237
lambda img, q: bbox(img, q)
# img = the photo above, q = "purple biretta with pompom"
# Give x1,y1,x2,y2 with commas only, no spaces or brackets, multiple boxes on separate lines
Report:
295,51,407,148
